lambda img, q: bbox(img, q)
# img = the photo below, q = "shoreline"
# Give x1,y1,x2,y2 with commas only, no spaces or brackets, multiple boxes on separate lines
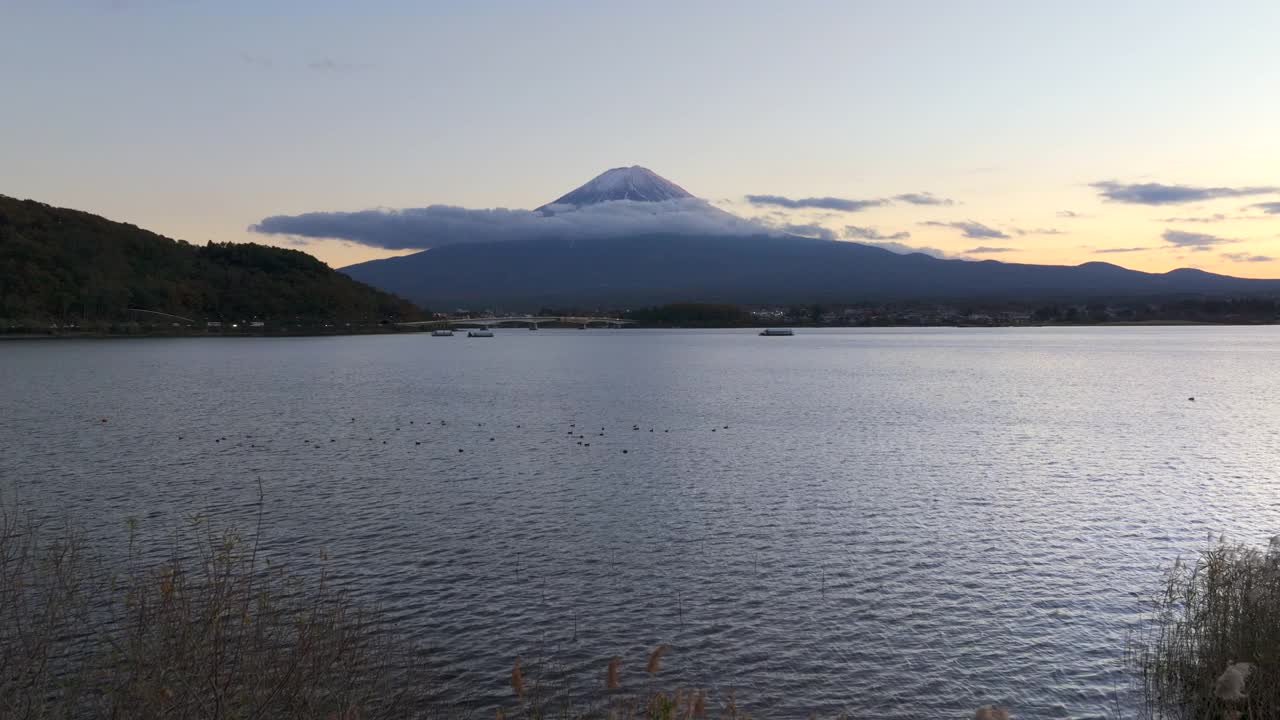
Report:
2,319,1272,340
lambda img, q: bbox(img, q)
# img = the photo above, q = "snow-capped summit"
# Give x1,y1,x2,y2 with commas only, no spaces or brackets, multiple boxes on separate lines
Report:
537,166,694,211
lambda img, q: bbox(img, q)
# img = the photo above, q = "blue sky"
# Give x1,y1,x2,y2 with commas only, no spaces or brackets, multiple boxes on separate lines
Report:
3,0,1279,273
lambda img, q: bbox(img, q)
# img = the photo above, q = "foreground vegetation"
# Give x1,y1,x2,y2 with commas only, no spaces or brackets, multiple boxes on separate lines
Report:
1130,536,1280,719
0,194,424,326
17,490,1275,718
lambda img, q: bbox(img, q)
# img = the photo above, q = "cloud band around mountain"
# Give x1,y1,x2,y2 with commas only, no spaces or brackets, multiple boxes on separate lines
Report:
251,199,770,250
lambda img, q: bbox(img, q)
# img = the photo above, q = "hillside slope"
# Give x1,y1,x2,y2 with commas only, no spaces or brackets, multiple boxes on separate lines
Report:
0,195,424,324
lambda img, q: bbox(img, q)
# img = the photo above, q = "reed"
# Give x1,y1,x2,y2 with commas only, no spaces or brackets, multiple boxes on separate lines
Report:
646,645,670,675
512,657,526,698
0,490,434,719
607,656,622,690
1129,535,1280,719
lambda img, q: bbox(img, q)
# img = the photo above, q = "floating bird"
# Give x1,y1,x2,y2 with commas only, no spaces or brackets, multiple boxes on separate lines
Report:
458,448,464,453
1188,397,1195,401
622,449,628,454
416,441,421,445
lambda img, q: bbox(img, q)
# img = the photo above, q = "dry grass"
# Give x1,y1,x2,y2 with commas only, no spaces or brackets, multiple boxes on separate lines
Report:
0,489,435,719
496,647,733,720
1129,535,1280,719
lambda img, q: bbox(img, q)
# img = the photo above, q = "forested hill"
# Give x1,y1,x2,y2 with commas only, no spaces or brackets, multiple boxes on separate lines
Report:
0,195,424,325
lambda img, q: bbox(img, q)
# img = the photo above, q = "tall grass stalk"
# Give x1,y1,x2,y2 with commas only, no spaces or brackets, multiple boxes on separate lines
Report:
1129,536,1280,719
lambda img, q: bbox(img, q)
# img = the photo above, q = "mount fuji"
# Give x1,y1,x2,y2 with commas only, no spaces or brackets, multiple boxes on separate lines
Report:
325,167,1280,309
536,166,694,210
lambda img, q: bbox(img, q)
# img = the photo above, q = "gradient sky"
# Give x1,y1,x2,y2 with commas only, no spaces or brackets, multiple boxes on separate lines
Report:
4,0,1280,275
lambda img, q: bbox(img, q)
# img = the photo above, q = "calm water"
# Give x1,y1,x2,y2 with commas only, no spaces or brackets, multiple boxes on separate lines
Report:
3,328,1279,718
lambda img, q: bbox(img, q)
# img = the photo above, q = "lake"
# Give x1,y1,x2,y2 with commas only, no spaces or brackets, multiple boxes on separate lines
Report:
3,328,1278,718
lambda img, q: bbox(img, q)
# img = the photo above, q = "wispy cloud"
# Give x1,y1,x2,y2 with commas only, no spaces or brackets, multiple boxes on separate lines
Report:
920,220,1010,239
1092,180,1279,205
861,241,950,258
1057,210,1086,219
1249,201,1280,214
893,192,954,206
1162,229,1238,251
1094,247,1151,254
240,53,272,70
779,223,837,240
843,226,948,258
844,225,910,241
964,246,1015,254
1013,227,1066,236
744,191,954,212
251,199,768,250
1221,252,1275,263
308,57,369,73
1157,213,1232,223
744,194,886,212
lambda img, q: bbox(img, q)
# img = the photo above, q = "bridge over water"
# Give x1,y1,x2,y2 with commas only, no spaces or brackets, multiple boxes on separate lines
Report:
398,316,635,330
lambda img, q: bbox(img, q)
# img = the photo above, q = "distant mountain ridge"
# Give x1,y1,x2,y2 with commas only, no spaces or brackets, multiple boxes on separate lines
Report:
0,194,423,324
342,231,1280,310
339,167,1280,310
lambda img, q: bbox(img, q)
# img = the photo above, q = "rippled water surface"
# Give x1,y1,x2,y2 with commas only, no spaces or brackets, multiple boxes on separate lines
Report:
4,328,1280,718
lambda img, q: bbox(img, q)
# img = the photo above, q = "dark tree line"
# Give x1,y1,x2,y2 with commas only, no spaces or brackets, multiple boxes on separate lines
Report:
0,195,425,324
625,303,751,327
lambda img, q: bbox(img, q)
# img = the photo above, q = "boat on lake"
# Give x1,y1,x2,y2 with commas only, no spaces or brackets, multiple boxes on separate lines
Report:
467,329,494,338
759,328,794,336
431,329,454,336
